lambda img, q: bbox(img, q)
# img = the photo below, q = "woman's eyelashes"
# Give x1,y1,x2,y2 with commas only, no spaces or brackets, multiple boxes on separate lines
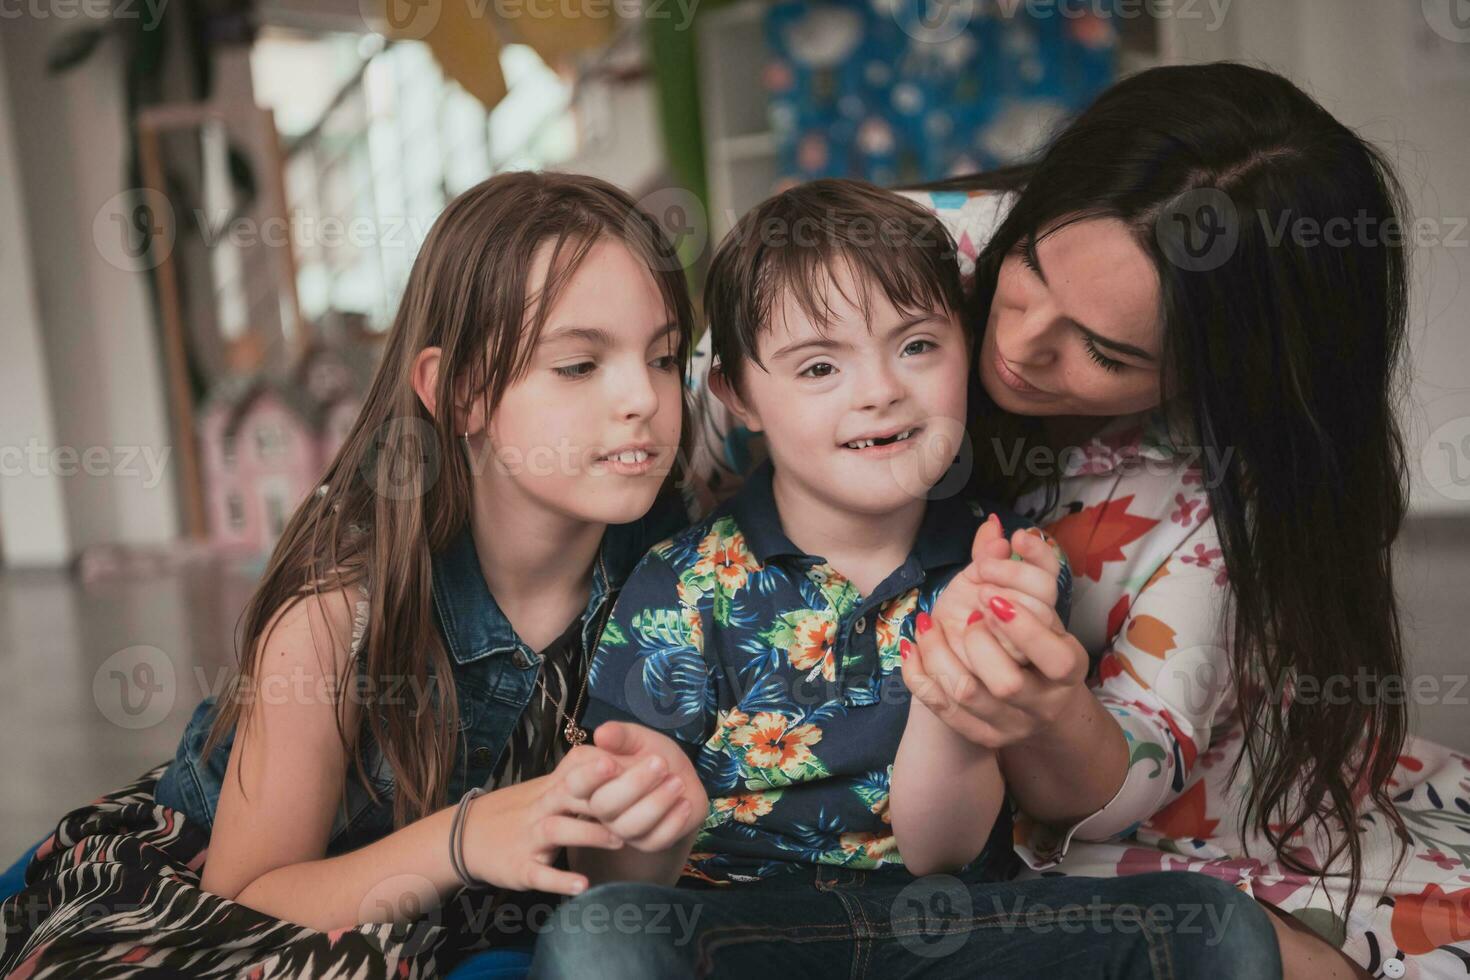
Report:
796,337,939,379
1019,234,1041,275
1081,334,1126,373
1017,235,1128,374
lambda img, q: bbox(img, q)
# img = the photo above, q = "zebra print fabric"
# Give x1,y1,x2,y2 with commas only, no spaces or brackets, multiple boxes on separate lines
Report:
0,763,458,977
486,614,588,792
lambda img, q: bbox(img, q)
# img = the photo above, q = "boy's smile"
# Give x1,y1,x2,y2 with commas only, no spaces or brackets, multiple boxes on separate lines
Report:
712,261,971,563
839,424,922,455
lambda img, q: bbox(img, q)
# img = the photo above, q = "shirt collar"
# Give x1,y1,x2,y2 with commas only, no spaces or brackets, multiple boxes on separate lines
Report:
1056,406,1191,479
726,458,981,574
430,489,688,666
430,526,608,666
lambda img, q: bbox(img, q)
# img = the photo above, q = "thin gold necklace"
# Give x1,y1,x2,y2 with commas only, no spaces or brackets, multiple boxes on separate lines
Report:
531,552,612,747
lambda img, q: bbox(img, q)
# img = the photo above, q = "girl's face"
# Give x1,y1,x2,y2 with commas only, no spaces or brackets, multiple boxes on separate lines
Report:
482,237,683,527
980,217,1166,419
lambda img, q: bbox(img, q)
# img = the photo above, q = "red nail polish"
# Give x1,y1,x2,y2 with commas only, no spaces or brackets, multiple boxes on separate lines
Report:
916,611,932,634
967,609,984,625
988,596,1016,622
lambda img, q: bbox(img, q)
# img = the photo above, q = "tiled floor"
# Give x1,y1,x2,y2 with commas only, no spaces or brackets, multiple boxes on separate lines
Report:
0,559,256,859
2,518,1467,864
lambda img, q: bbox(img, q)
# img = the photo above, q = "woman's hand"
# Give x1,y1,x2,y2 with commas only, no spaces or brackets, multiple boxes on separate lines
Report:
907,594,1091,748
460,744,626,895
904,513,1090,749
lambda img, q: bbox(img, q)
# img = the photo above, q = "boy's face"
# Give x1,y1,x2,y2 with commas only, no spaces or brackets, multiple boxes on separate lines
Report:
714,262,971,522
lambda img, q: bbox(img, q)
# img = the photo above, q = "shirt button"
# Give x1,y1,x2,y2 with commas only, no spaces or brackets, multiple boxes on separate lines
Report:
471,746,495,767
512,649,531,669
854,616,867,634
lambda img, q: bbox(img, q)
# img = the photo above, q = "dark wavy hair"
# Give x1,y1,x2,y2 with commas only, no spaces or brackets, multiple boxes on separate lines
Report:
916,62,1412,913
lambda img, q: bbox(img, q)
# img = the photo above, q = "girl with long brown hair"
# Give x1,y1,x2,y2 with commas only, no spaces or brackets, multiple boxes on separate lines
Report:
151,170,706,936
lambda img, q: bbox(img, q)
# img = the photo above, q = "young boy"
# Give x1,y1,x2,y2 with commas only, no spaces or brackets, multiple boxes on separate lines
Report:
563,177,1069,891
530,179,1283,980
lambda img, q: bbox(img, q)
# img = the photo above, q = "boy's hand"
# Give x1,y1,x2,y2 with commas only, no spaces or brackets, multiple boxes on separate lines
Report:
574,721,707,853
932,514,1065,665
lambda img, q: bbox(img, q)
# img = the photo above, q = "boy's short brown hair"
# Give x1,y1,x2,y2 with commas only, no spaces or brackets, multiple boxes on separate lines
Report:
704,178,967,390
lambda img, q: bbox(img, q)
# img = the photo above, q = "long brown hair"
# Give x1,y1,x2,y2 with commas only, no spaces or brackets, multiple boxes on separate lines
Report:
203,171,696,830
915,63,1411,912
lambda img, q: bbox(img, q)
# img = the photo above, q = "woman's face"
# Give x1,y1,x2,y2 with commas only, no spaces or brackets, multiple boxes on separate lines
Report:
979,217,1165,418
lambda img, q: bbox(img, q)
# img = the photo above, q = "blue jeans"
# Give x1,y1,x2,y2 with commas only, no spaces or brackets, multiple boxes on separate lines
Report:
529,867,1281,980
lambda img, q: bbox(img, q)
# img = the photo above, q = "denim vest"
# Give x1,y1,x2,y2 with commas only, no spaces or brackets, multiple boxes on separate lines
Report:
154,490,690,856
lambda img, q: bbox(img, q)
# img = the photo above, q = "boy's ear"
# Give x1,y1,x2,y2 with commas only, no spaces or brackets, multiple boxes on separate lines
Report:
708,364,764,433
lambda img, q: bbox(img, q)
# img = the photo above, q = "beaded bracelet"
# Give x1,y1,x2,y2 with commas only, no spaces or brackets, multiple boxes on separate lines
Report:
449,787,486,889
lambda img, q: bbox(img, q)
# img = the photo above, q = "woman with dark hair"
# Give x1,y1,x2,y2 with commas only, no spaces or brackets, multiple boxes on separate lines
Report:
691,62,1470,978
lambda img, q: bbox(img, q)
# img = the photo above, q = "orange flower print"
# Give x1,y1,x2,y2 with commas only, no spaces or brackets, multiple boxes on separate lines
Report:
786,613,837,681
729,711,822,773
1391,883,1470,954
1145,781,1218,839
711,707,750,744
876,594,918,670
686,606,705,650
694,527,762,591
713,792,775,825
838,831,895,862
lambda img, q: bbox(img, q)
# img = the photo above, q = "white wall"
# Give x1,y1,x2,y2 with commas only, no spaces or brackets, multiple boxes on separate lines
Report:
1163,0,1470,516
0,13,180,566
0,47,71,567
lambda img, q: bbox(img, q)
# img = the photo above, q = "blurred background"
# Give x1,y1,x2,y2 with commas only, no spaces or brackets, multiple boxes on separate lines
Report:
2,0,1468,859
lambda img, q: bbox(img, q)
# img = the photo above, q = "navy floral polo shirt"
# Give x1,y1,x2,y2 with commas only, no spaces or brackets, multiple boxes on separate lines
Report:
582,459,1072,884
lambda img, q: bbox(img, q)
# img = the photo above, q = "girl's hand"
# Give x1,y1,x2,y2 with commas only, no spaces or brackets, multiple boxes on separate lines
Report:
580,721,708,853
906,590,1090,749
460,744,625,895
